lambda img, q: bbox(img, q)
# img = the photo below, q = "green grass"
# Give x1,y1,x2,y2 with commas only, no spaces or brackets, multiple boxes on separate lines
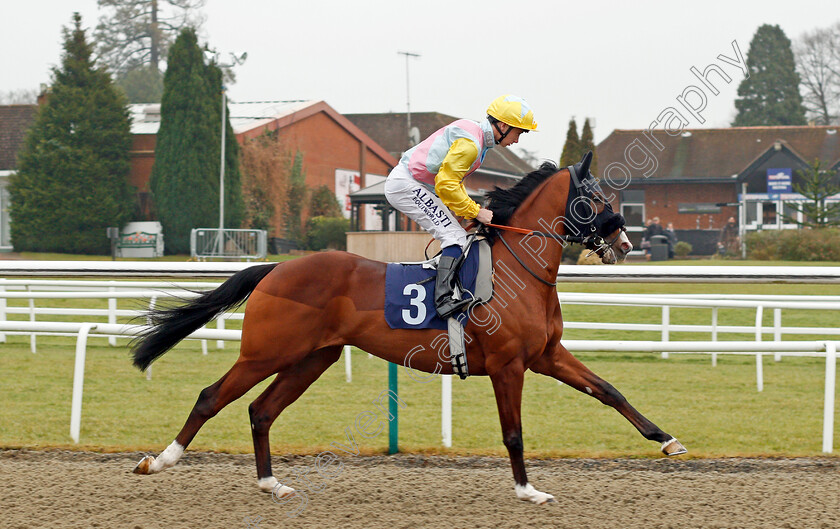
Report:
1,257,838,458
0,334,837,458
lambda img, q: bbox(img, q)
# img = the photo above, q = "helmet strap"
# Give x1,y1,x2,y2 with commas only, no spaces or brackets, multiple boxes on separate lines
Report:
493,121,511,145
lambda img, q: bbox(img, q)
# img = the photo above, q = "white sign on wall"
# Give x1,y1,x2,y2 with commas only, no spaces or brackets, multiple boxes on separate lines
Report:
335,169,361,219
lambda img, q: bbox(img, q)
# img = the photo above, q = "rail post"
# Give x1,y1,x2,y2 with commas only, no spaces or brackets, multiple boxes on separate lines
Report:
28,285,36,353
216,314,225,349
344,345,352,383
442,374,452,448
0,281,6,342
755,306,764,392
711,307,718,366
108,283,117,346
388,362,398,454
70,323,96,443
823,341,836,453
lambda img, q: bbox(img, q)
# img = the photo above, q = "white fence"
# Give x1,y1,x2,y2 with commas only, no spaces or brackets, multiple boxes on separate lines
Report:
1,262,839,452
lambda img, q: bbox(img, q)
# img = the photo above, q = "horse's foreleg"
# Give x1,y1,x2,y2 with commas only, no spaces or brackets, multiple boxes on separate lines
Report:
249,346,342,494
133,358,277,475
490,362,556,505
530,344,686,456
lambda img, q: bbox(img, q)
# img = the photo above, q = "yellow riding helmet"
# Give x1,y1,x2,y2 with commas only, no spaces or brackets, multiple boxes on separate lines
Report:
487,94,539,131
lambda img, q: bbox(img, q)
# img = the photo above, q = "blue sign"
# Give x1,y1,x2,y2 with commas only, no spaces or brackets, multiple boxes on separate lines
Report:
767,168,792,194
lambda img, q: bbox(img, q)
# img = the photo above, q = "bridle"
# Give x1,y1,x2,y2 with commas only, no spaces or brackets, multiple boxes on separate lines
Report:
485,224,625,287
478,163,627,287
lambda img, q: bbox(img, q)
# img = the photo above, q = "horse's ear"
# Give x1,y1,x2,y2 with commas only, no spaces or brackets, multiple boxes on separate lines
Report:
579,151,593,177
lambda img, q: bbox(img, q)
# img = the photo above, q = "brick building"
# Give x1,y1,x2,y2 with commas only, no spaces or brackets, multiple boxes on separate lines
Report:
130,100,398,237
597,126,840,254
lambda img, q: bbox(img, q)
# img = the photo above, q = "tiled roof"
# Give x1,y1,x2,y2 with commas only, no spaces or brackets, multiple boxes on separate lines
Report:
597,126,840,179
345,112,535,176
130,100,320,135
0,105,38,170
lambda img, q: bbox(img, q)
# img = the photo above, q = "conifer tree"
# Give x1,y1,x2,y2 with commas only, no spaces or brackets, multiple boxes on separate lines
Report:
784,160,840,228
559,118,580,167
9,13,134,254
733,24,807,126
150,28,243,254
580,118,598,175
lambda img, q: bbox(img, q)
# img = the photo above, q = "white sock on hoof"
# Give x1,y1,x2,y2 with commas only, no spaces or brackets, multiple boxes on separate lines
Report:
258,476,279,492
515,483,556,505
149,441,184,473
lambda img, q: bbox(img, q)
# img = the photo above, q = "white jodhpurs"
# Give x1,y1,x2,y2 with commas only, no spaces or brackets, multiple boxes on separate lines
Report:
384,164,467,249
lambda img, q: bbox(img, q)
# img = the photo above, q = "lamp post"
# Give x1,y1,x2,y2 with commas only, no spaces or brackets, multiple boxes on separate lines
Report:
217,83,227,256
397,51,420,150
208,51,247,256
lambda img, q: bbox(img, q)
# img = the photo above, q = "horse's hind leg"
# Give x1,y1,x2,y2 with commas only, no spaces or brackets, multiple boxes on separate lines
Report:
133,357,278,475
249,346,342,494
530,344,687,455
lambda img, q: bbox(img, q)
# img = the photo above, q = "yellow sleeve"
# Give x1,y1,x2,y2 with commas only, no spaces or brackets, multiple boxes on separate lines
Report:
434,138,481,219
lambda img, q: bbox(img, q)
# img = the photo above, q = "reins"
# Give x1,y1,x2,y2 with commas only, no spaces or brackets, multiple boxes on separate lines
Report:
467,222,626,288
495,232,558,287
481,222,585,243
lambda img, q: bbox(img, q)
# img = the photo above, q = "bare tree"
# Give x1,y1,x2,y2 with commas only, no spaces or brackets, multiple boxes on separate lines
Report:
94,0,206,76
795,23,840,125
0,88,39,104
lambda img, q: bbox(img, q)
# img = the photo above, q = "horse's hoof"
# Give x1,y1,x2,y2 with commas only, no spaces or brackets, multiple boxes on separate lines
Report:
133,455,155,474
661,438,687,456
272,485,296,499
515,483,556,505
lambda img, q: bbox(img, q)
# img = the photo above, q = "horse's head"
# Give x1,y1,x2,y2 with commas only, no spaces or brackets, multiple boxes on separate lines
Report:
485,154,632,266
566,152,632,264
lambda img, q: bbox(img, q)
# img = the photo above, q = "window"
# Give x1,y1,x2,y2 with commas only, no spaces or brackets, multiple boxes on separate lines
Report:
621,204,644,226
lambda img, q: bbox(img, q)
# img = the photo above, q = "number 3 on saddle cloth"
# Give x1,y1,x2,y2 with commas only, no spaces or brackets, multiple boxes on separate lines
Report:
384,239,493,330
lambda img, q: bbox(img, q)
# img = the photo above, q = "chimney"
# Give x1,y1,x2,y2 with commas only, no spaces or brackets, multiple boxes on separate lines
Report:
36,84,50,106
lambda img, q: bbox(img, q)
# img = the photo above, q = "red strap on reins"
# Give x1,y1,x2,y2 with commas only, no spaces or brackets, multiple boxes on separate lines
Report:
464,221,535,236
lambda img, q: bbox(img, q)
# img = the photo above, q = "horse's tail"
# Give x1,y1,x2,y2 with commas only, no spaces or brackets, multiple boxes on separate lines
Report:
131,263,279,371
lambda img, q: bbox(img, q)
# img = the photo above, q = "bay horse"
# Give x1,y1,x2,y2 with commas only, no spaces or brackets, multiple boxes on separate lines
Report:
131,154,687,505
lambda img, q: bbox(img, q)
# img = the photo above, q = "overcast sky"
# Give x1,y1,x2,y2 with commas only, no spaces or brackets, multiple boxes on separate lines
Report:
3,0,838,164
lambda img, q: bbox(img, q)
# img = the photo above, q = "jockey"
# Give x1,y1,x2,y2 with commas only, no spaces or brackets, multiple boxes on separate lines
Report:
384,94,538,318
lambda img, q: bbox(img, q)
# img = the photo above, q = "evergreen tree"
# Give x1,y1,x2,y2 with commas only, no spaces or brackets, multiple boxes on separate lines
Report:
784,160,840,228
733,24,807,126
150,28,243,254
559,118,580,167
284,151,307,243
9,13,134,254
580,118,598,175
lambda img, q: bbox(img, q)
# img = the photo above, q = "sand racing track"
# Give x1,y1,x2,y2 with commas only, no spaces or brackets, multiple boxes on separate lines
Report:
2,450,840,529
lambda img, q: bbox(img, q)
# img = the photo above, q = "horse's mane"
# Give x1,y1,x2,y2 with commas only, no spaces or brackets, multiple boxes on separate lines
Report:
485,161,560,225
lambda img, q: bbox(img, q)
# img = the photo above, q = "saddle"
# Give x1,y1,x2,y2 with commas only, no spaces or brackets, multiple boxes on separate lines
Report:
384,235,494,379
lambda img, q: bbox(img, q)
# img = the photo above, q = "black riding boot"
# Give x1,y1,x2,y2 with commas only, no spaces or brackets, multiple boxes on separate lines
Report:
435,255,471,319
